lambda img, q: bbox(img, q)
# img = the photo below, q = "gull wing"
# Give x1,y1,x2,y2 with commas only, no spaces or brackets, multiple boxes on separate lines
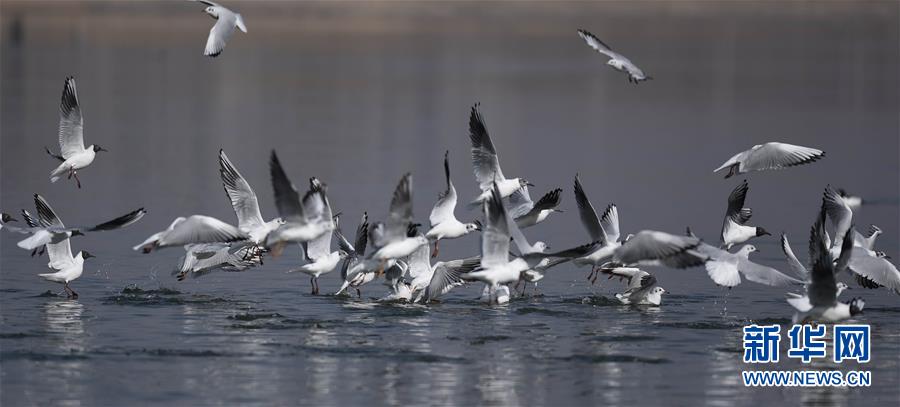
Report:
219,150,265,233
614,230,700,265
157,215,247,248
781,233,808,278
469,104,505,190
574,174,607,244
383,173,413,242
740,142,825,173
823,185,853,249
599,203,620,243
429,151,458,226
421,257,480,302
576,29,619,60
481,183,510,267
58,76,85,159
269,151,305,222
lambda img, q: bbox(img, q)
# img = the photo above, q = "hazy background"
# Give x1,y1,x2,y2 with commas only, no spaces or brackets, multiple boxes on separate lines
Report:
1,1,898,405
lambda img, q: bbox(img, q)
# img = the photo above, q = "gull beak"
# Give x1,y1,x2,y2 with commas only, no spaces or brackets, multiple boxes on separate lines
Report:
553,209,565,213
527,182,535,187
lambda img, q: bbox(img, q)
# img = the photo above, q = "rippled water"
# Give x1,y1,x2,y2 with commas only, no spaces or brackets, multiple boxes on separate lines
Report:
1,1,899,406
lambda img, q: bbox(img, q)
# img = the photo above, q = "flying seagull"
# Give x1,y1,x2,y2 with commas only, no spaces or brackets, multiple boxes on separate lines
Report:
173,242,263,281
368,174,428,266
193,0,247,57
45,77,107,189
219,150,283,247
788,206,864,323
597,265,667,306
425,151,480,257
265,151,333,255
133,215,247,253
468,104,531,206
721,180,770,249
713,142,824,178
506,186,563,229
577,29,651,83
334,212,373,298
692,243,803,288
4,194,144,254
570,174,625,281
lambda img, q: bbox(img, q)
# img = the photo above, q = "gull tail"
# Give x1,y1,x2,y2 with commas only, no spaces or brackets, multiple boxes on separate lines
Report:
49,162,70,183
235,14,248,33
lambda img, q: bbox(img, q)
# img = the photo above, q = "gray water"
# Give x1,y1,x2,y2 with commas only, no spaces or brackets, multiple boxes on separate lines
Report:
1,1,899,405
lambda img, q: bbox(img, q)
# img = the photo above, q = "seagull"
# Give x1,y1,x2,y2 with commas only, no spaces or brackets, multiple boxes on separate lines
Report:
851,225,881,252
468,104,531,206
781,232,851,306
425,151,480,257
368,174,428,267
597,265,666,306
379,260,412,302
577,29,651,83
219,150,283,246
570,174,624,280
692,243,803,288
404,243,481,302
788,206,864,323
173,242,263,281
461,183,530,304
193,0,247,57
4,194,145,254
289,211,348,295
0,213,17,230
721,180,770,249
45,77,107,189
819,185,899,292
837,188,863,213
265,151,333,255
133,215,247,253
713,142,824,178
334,212,374,298
39,244,95,299
506,186,563,229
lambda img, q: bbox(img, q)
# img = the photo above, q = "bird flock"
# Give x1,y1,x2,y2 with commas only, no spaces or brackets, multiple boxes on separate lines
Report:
1,1,898,324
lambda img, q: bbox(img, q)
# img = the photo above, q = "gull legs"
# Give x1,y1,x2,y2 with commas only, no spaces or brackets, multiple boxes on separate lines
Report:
63,282,78,299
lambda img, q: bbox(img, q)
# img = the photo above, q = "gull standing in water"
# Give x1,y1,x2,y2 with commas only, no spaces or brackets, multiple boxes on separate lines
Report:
46,77,107,189
219,150,283,249
5,194,144,255
577,29,652,83
788,207,864,323
368,174,428,268
597,265,667,306
468,104,531,206
506,186,563,229
193,0,247,57
721,180,770,249
134,215,247,253
425,151,480,257
265,151,333,255
713,142,824,178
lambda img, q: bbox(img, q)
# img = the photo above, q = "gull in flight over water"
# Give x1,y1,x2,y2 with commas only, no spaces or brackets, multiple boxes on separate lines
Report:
4,194,144,255
597,265,666,306
571,174,625,282
219,150,283,249
173,242,263,281
368,173,428,270
505,186,563,229
411,241,481,303
265,151,333,255
468,104,531,206
713,142,824,178
721,180,770,249
335,212,374,298
821,185,900,294
193,0,247,57
425,151,480,257
577,29,652,83
782,233,851,310
682,227,802,288
788,206,864,323
45,77,107,189
134,215,247,253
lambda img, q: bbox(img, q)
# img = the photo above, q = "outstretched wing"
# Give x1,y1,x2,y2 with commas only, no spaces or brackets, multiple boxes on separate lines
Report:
219,150,265,233
469,104,505,190
429,151,458,226
577,29,618,60
780,233,808,278
574,175,606,244
58,76,85,159
740,142,825,173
